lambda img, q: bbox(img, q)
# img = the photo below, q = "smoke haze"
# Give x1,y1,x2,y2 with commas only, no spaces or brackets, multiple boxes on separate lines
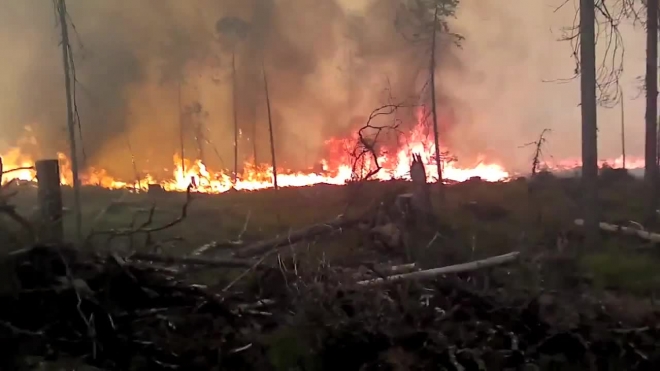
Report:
0,0,649,178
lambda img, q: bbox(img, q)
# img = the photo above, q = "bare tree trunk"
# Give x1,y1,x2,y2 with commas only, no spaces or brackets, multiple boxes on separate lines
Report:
262,63,278,190
232,51,239,185
430,5,444,189
645,0,658,223
252,120,258,166
125,133,141,190
178,79,185,175
620,87,626,169
194,123,206,165
579,0,599,250
57,0,82,242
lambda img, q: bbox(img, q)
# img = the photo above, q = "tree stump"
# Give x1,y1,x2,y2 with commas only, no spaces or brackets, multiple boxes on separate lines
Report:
409,153,433,221
387,155,437,262
35,159,63,243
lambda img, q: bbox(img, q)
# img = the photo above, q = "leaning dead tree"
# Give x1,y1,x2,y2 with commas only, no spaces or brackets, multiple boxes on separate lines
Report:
262,62,278,190
429,5,443,187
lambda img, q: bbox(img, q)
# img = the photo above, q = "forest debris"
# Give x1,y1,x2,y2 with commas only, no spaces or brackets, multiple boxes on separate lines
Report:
2,245,660,370
356,251,520,286
190,240,244,256
386,262,418,273
129,252,255,268
574,219,660,242
234,215,360,258
371,223,402,249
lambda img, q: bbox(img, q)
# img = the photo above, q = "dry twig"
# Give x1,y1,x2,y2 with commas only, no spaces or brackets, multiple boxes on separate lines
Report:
86,184,194,246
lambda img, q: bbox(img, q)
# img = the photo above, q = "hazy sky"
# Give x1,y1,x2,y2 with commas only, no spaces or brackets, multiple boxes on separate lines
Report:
0,0,650,176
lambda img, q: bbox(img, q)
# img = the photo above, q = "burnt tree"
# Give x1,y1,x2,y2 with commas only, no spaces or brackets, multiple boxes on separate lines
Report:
216,17,249,185
645,0,658,223
394,0,462,190
579,0,599,249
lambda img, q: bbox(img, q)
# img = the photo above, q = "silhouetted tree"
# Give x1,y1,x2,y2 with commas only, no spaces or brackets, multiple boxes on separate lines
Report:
579,0,599,249
395,0,462,190
644,0,658,223
216,17,250,185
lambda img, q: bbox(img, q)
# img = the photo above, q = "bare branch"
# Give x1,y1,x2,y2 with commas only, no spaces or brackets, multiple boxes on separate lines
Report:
549,0,630,107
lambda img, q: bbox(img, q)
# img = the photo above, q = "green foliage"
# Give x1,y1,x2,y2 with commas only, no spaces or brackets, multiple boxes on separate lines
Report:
583,245,660,295
265,326,318,371
395,0,463,45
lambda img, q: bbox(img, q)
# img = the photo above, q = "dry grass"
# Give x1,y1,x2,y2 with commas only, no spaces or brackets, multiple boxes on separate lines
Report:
2,172,659,295
4,173,660,370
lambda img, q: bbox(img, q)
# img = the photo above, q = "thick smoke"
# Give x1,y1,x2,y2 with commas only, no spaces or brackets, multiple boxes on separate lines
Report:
0,0,649,178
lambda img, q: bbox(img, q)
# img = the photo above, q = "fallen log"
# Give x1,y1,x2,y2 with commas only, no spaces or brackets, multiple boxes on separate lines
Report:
574,219,660,243
356,251,520,286
385,262,418,273
190,240,244,256
129,252,255,268
234,216,360,258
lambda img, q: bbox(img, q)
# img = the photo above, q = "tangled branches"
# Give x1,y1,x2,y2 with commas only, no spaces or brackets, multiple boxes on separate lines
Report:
85,184,194,249
348,104,410,181
553,0,637,107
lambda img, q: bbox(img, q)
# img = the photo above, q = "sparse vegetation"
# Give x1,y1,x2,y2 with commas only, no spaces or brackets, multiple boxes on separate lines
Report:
2,172,660,369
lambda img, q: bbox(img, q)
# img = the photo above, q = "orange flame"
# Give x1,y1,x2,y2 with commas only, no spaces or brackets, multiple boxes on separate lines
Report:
0,117,644,193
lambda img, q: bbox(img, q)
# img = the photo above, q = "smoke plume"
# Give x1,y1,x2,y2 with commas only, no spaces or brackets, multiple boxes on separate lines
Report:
0,0,649,178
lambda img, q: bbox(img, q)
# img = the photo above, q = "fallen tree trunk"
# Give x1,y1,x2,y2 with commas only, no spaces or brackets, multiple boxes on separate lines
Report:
385,262,418,273
574,219,660,243
129,252,255,268
234,216,360,258
356,252,520,286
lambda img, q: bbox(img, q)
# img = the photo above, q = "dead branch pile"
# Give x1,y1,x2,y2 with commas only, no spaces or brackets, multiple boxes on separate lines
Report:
1,244,660,370
0,244,279,370
301,274,660,370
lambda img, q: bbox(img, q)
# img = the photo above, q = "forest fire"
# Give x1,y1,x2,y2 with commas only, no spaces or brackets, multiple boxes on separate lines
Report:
0,119,643,194
0,119,514,193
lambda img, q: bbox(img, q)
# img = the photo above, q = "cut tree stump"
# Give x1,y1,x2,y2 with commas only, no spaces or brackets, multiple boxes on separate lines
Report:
409,153,433,219
35,159,63,243
390,155,438,262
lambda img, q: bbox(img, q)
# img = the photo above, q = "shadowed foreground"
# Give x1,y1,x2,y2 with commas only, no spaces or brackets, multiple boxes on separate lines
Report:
1,169,660,370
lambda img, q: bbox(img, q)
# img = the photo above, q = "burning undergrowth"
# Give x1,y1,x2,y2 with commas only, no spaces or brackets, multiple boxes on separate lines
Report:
0,107,511,194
